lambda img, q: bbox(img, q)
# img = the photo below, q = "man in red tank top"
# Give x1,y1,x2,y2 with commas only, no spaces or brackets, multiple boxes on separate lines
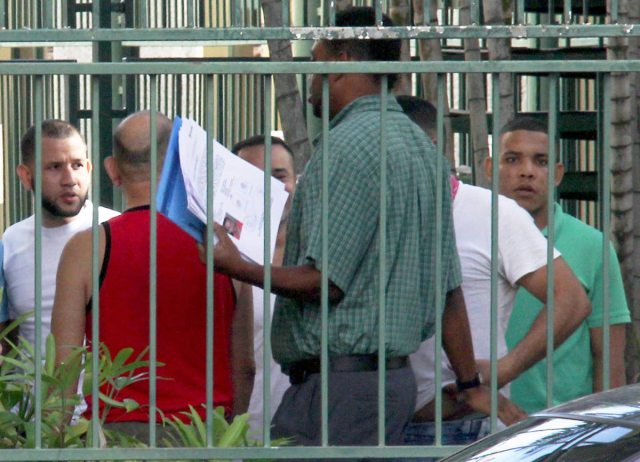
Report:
51,111,254,443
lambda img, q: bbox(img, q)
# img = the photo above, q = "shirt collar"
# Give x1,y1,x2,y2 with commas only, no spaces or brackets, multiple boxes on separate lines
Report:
329,94,402,129
541,202,564,237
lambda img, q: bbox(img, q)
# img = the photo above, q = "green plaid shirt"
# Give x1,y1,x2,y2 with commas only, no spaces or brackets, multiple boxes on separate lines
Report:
272,95,462,368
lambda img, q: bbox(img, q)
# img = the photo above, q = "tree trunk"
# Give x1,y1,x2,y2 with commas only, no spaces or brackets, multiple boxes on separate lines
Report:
412,0,455,167
483,0,514,126
625,0,640,382
459,0,490,187
260,0,311,173
606,0,636,382
389,0,412,95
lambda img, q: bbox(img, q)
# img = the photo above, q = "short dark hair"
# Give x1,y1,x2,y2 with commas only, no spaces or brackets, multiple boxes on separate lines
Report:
231,135,294,159
324,7,401,89
396,95,437,135
500,116,548,137
20,119,84,165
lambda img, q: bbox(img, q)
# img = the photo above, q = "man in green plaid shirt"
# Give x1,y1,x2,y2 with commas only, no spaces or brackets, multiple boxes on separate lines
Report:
211,5,522,453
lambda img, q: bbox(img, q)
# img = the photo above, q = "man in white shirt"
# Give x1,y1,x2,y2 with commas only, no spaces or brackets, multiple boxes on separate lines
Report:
231,135,296,438
0,119,118,352
397,96,590,451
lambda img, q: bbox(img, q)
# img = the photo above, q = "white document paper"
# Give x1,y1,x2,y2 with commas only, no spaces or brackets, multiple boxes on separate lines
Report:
178,118,289,265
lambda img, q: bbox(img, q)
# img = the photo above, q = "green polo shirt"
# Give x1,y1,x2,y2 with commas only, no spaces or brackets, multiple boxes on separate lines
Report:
506,203,631,413
272,95,462,368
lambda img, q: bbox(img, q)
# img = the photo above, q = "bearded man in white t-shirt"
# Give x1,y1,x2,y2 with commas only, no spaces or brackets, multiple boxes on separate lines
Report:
0,119,118,352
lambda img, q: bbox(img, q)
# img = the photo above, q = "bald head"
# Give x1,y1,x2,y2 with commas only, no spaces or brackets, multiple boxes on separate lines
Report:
113,111,173,182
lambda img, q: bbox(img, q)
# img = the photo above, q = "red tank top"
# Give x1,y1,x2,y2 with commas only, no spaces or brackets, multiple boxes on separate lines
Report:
86,207,235,422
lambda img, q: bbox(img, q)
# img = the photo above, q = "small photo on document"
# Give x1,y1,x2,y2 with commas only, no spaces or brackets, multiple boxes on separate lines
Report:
223,213,244,239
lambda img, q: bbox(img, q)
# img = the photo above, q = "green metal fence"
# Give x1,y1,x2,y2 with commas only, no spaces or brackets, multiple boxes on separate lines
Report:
0,0,637,460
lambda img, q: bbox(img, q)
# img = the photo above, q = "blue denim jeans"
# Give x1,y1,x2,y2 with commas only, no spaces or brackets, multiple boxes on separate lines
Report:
399,414,491,462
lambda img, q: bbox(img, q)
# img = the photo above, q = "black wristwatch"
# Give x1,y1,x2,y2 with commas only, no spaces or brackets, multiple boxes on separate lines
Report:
456,372,482,392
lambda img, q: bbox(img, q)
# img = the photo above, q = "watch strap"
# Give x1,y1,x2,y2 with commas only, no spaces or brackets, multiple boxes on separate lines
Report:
456,372,482,392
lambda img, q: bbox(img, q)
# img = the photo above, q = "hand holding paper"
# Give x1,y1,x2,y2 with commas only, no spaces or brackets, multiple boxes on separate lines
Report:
157,117,289,265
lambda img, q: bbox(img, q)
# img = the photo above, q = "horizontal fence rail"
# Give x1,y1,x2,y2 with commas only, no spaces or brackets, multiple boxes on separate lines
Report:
2,60,640,74
1,24,640,42
0,1,635,460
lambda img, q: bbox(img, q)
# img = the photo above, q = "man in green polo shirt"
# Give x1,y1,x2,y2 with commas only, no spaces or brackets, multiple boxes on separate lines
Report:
486,116,631,413
210,5,524,452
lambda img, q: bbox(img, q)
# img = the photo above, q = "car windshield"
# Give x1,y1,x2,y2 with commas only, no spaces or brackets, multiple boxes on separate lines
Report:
443,417,640,462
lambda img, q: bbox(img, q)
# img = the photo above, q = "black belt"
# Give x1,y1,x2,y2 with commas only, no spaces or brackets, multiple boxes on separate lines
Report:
288,354,409,385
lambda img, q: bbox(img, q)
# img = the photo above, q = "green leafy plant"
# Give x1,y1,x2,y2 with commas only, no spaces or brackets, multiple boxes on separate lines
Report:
0,316,288,458
0,324,150,449
163,406,250,450
163,405,290,462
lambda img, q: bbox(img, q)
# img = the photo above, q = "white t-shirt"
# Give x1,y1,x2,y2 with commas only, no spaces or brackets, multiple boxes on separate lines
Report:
410,183,559,409
2,201,119,351
248,286,290,437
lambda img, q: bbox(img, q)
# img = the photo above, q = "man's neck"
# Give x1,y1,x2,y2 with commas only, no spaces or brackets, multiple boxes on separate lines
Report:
332,77,382,118
42,215,78,228
533,208,550,231
42,208,85,228
122,182,151,209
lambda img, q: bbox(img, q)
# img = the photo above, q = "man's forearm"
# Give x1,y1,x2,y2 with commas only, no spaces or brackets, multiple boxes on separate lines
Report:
591,324,627,392
442,286,478,383
500,259,591,387
439,287,528,425
208,225,343,304
231,282,255,415
219,259,343,305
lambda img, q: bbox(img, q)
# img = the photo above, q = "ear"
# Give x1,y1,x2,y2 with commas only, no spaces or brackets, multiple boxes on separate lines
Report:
330,49,351,84
104,156,122,187
483,156,494,182
16,164,34,191
554,162,564,187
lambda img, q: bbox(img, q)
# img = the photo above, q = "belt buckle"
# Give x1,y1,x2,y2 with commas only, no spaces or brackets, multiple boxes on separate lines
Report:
289,365,308,385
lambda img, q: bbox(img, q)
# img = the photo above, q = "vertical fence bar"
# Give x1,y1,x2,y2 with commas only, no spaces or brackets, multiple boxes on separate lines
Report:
262,74,274,447
205,72,216,447
423,0,431,24
43,0,53,28
516,0,525,24
489,72,501,431
282,0,290,26
563,0,571,24
187,0,195,27
232,0,242,26
374,0,383,25
33,75,44,450
0,0,5,29
610,0,618,23
434,73,446,447
600,73,611,390
148,74,159,447
8,76,19,225
377,76,388,447
471,0,480,24
139,0,148,28
596,73,603,230
320,74,330,448
545,73,559,409
327,0,335,26
90,73,102,447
